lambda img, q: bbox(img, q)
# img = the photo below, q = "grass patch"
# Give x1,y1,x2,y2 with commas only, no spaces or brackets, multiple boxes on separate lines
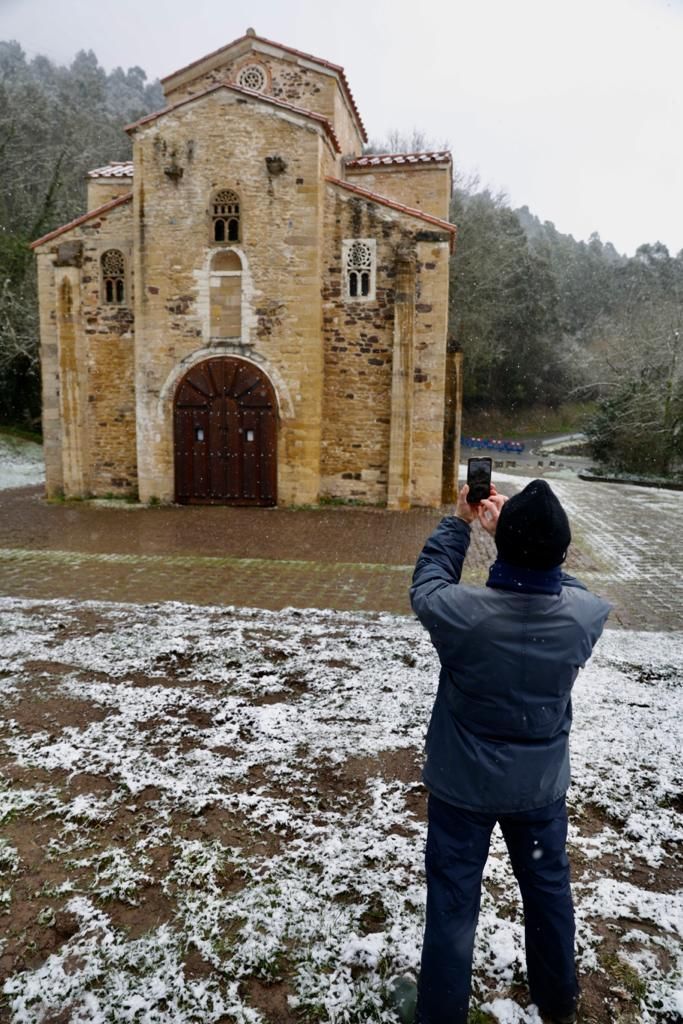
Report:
285,496,387,511
99,492,139,503
467,1009,496,1023
602,953,647,1000
0,423,43,444
45,493,90,504
318,495,386,508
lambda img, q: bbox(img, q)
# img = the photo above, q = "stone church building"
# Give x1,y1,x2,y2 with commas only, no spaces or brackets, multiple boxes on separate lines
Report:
32,30,459,508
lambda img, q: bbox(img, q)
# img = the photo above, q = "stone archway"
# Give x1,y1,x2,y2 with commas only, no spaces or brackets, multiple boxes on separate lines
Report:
173,356,277,505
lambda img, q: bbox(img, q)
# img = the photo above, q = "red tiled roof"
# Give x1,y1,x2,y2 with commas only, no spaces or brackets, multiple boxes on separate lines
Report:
87,161,134,178
30,193,133,250
346,151,452,169
325,176,456,251
160,31,367,142
124,82,341,154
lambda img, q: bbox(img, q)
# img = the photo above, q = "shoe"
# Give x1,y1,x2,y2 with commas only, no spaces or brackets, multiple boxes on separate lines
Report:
537,1005,577,1024
386,975,417,1023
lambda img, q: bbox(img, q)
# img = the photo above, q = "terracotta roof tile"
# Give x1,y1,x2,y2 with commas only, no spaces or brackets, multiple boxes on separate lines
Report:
87,161,134,179
30,193,133,250
125,82,341,154
161,31,367,142
346,151,452,169
325,176,456,251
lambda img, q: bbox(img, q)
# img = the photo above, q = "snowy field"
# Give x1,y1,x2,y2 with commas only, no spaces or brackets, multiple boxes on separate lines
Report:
0,435,44,491
0,598,681,1024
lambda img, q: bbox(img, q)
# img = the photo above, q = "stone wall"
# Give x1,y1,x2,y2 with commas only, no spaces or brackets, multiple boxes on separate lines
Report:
131,91,331,505
34,201,137,497
411,239,451,505
345,164,452,221
86,179,132,212
321,184,451,507
56,273,87,495
320,193,396,503
36,252,62,496
163,50,363,159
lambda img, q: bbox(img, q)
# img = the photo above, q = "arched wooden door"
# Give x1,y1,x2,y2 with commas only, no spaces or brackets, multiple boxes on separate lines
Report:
174,357,277,505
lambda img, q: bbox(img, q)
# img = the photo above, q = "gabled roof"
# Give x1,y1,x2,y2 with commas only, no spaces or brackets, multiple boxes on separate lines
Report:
161,30,367,142
124,81,341,154
326,176,456,252
88,161,134,179
30,193,132,250
346,151,452,169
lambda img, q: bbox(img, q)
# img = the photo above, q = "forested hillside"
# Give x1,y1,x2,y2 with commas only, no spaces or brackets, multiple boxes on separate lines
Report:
1,44,681,475
450,186,683,475
0,41,163,424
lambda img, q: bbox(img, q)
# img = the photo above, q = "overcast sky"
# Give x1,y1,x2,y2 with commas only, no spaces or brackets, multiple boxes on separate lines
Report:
2,0,682,256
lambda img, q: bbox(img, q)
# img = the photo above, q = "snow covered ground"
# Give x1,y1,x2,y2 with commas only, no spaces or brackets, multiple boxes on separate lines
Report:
0,597,681,1023
0,435,44,491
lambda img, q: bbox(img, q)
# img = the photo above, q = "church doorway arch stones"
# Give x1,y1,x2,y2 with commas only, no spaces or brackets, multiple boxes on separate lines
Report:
158,345,294,421
173,355,278,505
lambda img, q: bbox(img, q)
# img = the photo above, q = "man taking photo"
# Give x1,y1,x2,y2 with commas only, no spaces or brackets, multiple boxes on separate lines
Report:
410,479,611,1024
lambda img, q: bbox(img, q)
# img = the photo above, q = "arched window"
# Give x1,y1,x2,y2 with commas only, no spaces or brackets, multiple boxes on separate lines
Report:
101,249,126,304
212,190,240,243
212,250,242,272
344,239,376,300
210,249,242,338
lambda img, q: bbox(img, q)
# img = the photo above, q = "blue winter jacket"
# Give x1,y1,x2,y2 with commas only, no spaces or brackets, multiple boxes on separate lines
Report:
410,516,611,812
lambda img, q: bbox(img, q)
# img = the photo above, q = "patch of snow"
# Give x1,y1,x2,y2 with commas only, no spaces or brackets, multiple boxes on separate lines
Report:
482,998,543,1023
0,597,681,1022
0,435,44,490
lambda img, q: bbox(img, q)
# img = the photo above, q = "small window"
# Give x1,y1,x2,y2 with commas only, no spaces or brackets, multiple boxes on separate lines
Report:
237,64,267,92
343,239,376,301
212,250,242,273
212,190,240,244
101,249,126,305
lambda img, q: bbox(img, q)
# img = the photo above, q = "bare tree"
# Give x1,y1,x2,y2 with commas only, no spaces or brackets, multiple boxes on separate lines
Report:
585,298,682,476
363,128,451,155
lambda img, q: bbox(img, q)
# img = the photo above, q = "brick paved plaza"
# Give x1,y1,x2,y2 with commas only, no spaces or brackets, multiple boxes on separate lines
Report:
0,475,681,629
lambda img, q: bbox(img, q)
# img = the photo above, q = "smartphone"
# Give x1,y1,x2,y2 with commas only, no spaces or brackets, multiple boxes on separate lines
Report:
466,457,492,504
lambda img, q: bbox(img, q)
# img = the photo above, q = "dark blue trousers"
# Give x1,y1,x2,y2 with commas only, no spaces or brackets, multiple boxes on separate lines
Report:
416,793,578,1024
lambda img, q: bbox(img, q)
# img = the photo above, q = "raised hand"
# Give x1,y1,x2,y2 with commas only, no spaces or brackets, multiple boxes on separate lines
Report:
477,487,508,536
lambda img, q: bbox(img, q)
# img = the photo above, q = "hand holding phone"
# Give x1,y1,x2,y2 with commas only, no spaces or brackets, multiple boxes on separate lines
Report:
466,457,492,504
478,491,508,535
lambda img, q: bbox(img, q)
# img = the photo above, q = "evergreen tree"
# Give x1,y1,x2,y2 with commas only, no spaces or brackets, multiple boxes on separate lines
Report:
449,188,573,409
585,245,683,476
0,41,163,425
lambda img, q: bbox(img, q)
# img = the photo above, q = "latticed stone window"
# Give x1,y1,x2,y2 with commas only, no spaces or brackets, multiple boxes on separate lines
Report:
212,190,240,243
343,239,376,300
101,249,125,304
236,64,267,92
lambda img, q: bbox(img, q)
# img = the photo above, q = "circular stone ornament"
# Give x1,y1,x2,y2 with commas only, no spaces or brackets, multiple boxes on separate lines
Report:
237,64,267,92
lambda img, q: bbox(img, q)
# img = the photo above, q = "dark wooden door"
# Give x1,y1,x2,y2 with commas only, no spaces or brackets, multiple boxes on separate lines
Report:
174,357,277,505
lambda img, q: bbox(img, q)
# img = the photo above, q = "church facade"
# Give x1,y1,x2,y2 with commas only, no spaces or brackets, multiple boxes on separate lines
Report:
32,30,458,508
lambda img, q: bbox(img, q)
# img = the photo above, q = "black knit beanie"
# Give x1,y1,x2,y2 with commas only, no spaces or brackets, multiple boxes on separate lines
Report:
495,479,571,569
